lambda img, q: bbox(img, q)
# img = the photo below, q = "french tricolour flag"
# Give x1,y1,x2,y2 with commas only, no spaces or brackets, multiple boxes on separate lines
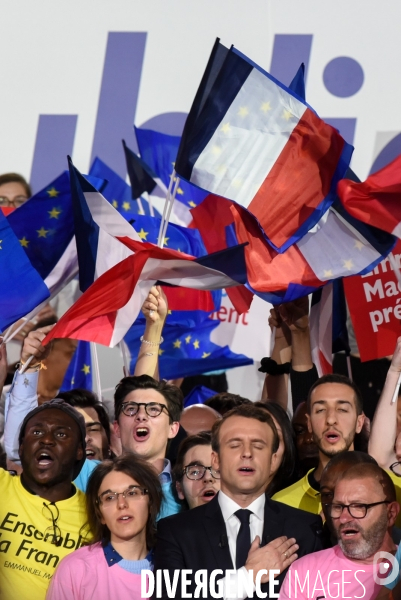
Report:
337,154,401,238
42,242,247,348
69,159,222,313
69,157,140,293
175,42,353,252
230,198,396,303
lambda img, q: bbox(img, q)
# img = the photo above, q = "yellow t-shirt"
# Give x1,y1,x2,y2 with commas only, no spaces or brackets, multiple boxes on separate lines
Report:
386,470,401,528
273,469,401,529
0,469,90,600
272,469,321,513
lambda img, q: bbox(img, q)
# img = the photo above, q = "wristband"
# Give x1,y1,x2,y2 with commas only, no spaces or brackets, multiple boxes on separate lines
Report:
258,357,291,375
18,359,47,373
140,335,164,346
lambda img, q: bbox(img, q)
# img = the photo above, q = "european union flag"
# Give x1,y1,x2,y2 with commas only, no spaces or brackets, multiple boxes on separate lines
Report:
7,172,74,280
89,157,160,218
60,340,92,391
125,318,252,380
134,127,208,209
0,210,49,331
184,385,217,408
131,214,206,257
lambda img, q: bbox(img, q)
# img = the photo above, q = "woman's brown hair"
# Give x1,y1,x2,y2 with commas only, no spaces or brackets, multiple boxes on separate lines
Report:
85,455,163,549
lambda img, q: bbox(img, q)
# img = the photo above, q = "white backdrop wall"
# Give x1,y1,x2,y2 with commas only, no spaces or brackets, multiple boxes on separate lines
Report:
2,1,401,400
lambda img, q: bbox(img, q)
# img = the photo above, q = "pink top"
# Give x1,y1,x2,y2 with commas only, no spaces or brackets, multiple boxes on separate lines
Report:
279,545,382,599
46,543,149,600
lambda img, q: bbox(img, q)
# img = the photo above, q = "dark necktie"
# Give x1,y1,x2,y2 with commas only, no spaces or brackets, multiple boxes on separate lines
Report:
235,509,252,569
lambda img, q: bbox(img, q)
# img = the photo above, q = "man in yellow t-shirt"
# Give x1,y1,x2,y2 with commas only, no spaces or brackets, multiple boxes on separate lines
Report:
273,374,365,510
0,398,91,600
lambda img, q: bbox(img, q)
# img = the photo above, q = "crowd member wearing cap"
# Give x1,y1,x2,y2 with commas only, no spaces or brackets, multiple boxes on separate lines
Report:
0,399,90,600
46,456,162,600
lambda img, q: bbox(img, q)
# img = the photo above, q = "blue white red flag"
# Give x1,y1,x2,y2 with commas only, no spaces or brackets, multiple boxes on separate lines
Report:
230,198,396,304
175,44,353,252
42,242,247,348
71,158,220,313
337,154,401,238
69,157,141,293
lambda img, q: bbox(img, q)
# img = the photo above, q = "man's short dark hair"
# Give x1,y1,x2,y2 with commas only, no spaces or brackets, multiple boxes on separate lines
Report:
57,389,111,443
211,402,279,455
205,393,251,415
114,375,183,423
307,374,363,415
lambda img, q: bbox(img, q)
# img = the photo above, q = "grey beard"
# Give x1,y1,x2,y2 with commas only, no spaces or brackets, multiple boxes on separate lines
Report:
338,511,388,560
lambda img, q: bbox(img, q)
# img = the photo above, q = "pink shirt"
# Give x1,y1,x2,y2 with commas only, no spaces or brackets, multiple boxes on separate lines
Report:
279,545,382,599
46,543,149,600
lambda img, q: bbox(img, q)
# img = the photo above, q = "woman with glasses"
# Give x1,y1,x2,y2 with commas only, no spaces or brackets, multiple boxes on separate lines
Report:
46,455,162,599
173,432,221,509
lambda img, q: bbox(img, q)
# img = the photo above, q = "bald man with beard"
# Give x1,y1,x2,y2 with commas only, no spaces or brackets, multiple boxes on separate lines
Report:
279,464,399,600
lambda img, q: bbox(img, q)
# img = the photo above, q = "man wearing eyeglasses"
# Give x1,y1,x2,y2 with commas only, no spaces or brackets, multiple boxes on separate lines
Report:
113,374,183,519
173,431,221,509
279,463,399,599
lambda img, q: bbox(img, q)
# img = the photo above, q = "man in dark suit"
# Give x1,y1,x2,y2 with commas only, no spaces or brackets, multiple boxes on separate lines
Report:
154,403,323,599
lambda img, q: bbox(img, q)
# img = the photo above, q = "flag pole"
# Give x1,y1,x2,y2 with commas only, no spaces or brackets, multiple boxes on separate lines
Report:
157,169,175,247
160,176,180,249
119,341,131,377
136,196,145,215
392,373,401,404
346,355,353,381
91,342,102,403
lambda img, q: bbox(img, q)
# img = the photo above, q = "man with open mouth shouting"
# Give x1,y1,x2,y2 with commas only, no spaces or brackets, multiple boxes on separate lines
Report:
173,431,221,510
273,373,365,515
0,399,90,600
279,463,400,599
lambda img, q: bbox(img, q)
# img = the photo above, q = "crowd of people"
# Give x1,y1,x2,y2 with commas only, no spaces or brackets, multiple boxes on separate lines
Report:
1,174,401,599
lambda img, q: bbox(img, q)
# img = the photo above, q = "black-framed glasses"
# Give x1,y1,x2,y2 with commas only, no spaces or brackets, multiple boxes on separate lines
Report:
390,462,401,477
183,465,221,481
97,485,149,506
0,196,28,208
42,502,62,546
120,401,171,419
328,501,390,519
